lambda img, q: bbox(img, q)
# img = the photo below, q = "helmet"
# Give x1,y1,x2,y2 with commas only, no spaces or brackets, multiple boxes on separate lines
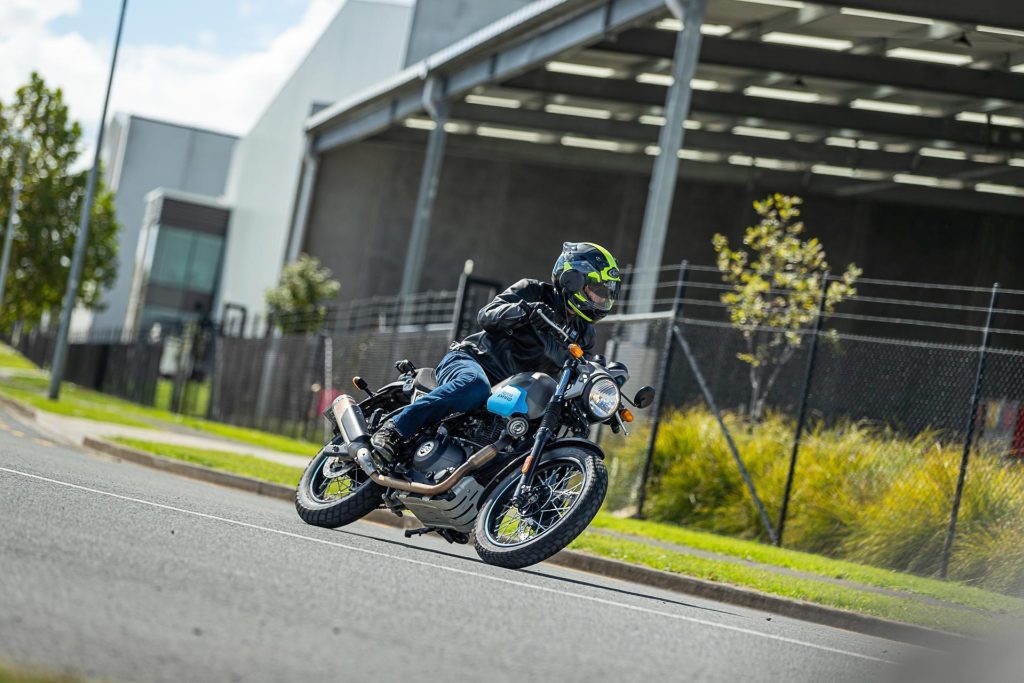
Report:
551,242,621,322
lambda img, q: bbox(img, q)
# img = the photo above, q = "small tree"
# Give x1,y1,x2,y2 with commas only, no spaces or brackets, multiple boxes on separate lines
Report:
712,194,860,422
0,72,119,331
265,254,340,334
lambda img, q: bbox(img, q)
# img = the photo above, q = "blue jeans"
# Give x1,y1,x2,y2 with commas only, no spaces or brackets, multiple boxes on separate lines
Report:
392,351,491,438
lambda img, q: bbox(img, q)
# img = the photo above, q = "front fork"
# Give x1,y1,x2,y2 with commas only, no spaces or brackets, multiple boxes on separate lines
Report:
513,363,574,501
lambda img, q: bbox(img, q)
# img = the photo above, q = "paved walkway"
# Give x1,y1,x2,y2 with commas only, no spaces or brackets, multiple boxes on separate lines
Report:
30,408,312,469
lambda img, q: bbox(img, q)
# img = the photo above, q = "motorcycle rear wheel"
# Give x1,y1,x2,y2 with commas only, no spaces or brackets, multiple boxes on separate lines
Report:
295,448,384,528
474,446,607,569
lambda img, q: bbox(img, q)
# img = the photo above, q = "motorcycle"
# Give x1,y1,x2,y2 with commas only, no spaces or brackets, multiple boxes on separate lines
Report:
295,270,655,569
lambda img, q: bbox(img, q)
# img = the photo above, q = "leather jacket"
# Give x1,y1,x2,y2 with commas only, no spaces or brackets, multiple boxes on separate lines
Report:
455,278,596,384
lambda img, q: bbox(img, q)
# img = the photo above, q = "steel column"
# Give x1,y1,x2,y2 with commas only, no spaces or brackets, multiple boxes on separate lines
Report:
399,78,450,298
631,0,707,315
49,0,128,399
941,283,999,578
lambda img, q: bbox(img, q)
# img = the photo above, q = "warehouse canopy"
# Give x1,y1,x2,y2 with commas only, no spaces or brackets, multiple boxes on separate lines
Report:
307,0,1024,212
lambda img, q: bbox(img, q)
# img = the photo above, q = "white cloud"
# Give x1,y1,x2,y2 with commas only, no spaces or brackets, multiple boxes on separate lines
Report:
0,0,345,160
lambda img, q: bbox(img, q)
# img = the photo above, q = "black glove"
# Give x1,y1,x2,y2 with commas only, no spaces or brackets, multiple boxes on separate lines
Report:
525,302,558,328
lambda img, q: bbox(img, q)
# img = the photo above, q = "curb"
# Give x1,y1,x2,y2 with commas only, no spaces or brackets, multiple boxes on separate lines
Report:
83,437,965,647
0,394,37,421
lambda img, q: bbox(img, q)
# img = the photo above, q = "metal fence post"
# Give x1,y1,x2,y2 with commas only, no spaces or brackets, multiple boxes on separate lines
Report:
940,282,999,578
636,261,688,518
776,273,830,546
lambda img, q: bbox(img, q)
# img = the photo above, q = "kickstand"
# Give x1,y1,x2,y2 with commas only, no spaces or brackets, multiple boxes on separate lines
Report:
404,527,433,538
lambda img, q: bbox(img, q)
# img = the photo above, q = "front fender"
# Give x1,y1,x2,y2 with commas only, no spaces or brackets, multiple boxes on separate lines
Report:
543,437,605,460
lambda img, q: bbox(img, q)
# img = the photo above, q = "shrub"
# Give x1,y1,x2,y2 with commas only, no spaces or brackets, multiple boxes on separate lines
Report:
605,406,1024,593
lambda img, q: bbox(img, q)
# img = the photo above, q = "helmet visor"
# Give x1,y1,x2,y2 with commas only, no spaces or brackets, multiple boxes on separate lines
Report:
582,280,618,312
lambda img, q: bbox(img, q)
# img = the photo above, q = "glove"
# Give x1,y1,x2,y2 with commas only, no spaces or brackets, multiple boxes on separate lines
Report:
525,302,556,324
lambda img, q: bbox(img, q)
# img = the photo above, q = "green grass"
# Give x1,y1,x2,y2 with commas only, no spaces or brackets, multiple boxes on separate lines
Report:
591,514,1022,615
0,353,320,457
569,533,994,633
154,378,210,417
0,345,39,372
113,438,306,487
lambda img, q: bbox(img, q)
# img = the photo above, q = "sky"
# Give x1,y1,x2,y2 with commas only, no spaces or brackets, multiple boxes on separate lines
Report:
0,0,348,158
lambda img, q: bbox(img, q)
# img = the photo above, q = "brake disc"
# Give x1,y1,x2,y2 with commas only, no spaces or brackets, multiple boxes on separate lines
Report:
321,456,354,480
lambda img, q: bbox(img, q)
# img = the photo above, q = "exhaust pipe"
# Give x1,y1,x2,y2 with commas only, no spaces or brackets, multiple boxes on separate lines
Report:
330,394,372,460
356,432,513,496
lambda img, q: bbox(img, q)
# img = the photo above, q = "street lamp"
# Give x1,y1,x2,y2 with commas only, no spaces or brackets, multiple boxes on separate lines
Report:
48,0,129,400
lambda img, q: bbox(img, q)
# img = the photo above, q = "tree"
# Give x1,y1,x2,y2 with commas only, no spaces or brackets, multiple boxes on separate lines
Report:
0,72,119,332
265,254,341,334
712,194,861,422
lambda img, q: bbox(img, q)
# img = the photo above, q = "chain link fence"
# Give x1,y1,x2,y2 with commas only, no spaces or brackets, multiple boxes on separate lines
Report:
599,264,1024,593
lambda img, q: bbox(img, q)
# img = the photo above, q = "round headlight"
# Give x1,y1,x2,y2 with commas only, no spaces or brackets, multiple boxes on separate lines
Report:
586,377,620,421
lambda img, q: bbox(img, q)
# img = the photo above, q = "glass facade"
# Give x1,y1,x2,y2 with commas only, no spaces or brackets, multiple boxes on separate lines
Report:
149,226,224,293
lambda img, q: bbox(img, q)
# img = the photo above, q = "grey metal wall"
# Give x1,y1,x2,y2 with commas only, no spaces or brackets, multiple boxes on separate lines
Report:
403,0,538,66
303,136,1024,329
89,116,237,333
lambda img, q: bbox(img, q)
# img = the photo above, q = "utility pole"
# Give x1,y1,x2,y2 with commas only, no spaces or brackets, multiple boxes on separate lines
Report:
48,0,128,399
0,143,27,310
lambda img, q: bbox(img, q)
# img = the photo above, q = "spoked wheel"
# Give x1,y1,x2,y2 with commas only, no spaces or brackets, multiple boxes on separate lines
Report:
295,447,384,528
474,447,607,569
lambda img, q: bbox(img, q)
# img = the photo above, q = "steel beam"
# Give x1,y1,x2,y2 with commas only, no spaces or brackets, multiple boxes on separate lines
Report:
450,102,1024,182
399,79,450,298
596,31,1024,105
632,0,707,316
812,0,1020,32
730,5,839,40
504,71,1024,150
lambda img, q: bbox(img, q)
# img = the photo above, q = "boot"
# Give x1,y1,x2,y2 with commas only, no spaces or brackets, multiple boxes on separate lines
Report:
370,419,405,462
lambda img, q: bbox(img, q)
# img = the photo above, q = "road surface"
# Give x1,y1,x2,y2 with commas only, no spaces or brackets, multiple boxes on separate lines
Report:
0,405,926,682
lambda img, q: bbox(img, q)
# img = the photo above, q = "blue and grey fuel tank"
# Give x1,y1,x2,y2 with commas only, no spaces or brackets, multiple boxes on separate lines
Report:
486,372,557,419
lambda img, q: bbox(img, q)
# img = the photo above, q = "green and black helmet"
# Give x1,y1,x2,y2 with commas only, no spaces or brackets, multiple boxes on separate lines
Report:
551,242,621,322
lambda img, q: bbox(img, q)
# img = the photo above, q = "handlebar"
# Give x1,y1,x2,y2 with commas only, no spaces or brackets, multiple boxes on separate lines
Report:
532,308,571,343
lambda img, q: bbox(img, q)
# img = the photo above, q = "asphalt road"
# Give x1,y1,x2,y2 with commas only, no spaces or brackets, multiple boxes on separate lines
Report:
0,405,929,683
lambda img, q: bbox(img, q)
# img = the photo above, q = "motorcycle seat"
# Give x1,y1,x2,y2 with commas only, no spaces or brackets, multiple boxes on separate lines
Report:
413,368,437,393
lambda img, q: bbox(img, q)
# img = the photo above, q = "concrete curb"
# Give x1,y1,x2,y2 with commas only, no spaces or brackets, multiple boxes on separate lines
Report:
0,394,37,421
82,436,965,648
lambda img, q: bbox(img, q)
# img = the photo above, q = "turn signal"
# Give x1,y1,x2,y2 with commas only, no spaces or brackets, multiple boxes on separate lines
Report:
620,408,634,423
521,455,534,474
568,343,584,359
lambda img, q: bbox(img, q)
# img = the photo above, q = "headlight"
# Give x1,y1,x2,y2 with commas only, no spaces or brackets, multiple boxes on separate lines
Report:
586,377,620,421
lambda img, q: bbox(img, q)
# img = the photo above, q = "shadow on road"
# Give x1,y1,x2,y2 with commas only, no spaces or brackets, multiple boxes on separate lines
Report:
335,526,739,617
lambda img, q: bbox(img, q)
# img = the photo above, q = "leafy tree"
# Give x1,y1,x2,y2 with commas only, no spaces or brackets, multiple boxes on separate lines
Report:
265,254,341,334
0,72,119,331
712,194,861,422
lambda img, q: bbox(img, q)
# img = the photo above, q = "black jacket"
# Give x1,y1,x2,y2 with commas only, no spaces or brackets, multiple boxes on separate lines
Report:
456,278,596,384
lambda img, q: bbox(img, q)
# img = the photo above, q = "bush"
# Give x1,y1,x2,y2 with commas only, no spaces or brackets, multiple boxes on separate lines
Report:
605,406,1024,594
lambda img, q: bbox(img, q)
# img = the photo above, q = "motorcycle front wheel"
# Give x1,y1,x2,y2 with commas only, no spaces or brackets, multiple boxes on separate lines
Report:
295,447,384,528
474,446,607,569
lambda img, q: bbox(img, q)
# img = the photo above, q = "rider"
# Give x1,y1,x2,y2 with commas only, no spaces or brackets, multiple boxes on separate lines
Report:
370,242,621,461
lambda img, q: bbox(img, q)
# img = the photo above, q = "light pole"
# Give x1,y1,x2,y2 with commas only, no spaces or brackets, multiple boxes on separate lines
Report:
48,0,128,400
0,141,27,311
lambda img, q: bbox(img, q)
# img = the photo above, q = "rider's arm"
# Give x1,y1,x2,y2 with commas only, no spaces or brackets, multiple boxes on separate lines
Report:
477,279,540,334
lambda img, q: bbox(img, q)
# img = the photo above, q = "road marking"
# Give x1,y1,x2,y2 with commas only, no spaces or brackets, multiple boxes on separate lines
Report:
9,430,24,438
0,465,897,665
32,438,54,448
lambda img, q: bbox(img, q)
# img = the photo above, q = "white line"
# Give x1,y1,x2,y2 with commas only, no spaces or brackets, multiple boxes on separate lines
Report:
0,465,895,665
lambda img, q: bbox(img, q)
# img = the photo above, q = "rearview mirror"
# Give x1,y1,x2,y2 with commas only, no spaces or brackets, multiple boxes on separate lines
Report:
558,269,585,294
633,386,655,409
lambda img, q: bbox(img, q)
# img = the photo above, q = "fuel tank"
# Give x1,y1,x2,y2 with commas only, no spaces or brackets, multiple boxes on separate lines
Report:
486,372,556,419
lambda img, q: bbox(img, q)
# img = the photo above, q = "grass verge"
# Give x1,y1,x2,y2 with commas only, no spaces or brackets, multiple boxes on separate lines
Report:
0,661,81,683
0,363,319,456
0,345,39,372
568,533,992,633
591,514,1022,615
113,438,305,487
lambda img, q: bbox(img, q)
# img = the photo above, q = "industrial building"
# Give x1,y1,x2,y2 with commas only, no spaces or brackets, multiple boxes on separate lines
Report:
294,0,1024,315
